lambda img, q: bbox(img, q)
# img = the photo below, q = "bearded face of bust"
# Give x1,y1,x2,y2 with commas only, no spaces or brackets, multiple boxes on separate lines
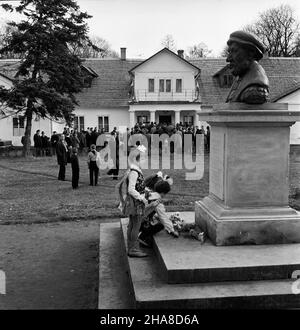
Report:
226,42,255,76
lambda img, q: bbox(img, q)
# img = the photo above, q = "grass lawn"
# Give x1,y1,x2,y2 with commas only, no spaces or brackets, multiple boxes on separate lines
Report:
0,152,299,309
0,152,299,224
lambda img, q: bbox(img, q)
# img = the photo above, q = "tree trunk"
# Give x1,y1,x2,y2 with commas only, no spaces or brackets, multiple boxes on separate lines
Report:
23,108,33,158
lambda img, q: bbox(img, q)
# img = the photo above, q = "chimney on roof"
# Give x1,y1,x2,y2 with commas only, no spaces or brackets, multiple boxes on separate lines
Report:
177,50,184,58
120,47,126,61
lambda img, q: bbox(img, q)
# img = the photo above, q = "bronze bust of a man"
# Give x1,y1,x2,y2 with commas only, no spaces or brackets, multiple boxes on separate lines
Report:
226,31,269,104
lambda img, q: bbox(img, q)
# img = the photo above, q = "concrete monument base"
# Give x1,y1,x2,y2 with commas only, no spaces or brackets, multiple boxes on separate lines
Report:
196,103,300,246
117,215,300,309
195,196,300,246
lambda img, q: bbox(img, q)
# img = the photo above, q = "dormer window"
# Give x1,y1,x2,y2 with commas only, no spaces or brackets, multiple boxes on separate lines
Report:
83,76,93,88
81,65,98,88
214,65,234,88
223,74,233,87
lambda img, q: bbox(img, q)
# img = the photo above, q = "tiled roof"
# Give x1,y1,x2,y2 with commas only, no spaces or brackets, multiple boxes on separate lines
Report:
0,57,299,108
77,59,140,108
189,57,300,105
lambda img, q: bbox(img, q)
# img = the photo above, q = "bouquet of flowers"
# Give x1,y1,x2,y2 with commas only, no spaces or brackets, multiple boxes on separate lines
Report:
169,212,185,231
169,212,205,244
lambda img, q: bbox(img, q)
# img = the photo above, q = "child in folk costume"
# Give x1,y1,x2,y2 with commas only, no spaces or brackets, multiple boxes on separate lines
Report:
117,145,148,258
138,173,179,248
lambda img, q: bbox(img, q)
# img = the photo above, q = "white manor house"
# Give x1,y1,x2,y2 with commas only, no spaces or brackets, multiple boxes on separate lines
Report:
0,47,300,146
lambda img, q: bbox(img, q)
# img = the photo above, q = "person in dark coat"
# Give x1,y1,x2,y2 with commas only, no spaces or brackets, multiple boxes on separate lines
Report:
70,147,80,189
50,131,59,156
41,131,48,156
206,126,210,152
91,128,98,145
85,128,90,148
33,130,42,157
56,134,68,181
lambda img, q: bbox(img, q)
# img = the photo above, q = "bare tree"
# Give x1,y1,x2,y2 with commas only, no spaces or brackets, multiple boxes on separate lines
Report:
244,4,300,57
186,42,212,59
220,45,229,58
293,35,300,57
69,36,119,58
0,23,23,59
161,34,176,51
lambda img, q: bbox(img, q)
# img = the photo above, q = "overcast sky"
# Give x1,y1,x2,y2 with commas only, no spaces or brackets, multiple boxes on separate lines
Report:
1,0,300,58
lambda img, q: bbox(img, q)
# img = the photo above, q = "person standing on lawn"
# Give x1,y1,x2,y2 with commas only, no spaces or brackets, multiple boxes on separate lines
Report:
56,134,68,181
50,131,59,156
33,130,42,157
87,144,99,186
70,147,80,189
41,131,48,157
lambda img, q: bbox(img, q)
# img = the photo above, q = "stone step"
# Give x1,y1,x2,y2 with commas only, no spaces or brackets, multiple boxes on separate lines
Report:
153,212,300,284
121,218,300,309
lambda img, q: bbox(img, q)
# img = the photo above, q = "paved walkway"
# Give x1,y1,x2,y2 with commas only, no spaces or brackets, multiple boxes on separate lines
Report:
99,222,134,309
0,220,99,309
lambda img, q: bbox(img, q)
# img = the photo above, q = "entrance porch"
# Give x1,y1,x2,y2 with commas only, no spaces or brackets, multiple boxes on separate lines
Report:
129,103,203,128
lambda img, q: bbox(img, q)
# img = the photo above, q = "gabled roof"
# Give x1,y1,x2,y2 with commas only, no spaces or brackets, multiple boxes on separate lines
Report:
271,81,300,102
129,47,201,74
0,57,299,108
189,57,300,106
81,65,99,77
77,59,141,108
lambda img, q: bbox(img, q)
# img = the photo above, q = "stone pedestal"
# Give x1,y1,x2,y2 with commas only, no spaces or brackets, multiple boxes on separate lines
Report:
195,103,300,246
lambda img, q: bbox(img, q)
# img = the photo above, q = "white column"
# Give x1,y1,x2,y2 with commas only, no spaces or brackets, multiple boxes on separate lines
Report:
194,110,199,127
129,111,135,128
175,110,180,125
150,110,155,123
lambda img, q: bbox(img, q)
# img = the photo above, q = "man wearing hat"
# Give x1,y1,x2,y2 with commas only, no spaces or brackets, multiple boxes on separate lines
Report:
226,30,269,104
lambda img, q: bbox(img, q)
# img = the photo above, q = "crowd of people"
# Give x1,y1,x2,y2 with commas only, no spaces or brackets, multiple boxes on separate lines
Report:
28,121,210,190
128,121,210,153
31,127,106,157
30,122,210,158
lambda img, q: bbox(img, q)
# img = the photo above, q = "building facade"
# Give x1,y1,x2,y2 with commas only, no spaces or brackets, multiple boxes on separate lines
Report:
0,50,300,146
128,48,201,128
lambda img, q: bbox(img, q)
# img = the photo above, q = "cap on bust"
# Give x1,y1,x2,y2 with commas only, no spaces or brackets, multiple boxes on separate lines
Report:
227,30,266,60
